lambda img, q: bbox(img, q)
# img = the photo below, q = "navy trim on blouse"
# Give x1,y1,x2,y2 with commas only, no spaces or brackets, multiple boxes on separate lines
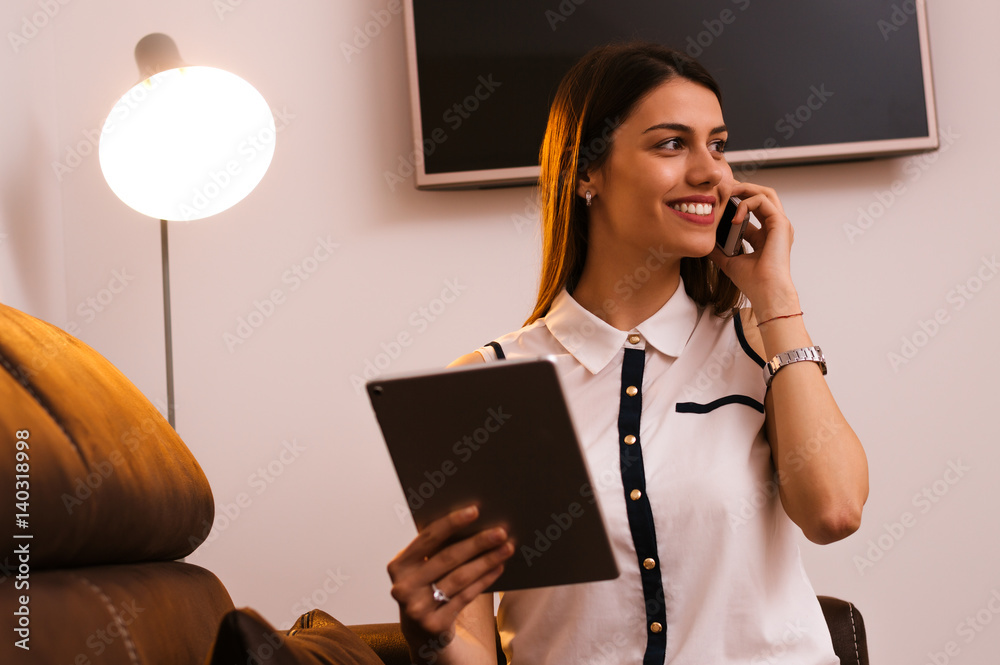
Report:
675,394,765,414
617,348,668,664
485,341,506,360
733,311,765,368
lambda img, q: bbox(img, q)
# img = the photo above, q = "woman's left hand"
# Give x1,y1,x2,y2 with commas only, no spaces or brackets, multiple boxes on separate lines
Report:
709,181,801,321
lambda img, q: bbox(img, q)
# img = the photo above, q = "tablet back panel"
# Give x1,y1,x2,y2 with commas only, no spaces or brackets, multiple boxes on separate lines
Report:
368,358,619,591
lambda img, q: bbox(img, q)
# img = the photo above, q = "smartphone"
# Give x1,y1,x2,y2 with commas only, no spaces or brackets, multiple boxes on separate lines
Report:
715,196,749,256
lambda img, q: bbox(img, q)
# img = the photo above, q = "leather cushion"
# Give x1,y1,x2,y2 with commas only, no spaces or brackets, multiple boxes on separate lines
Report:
0,303,214,568
348,622,509,665
0,561,234,665
345,623,412,665
207,608,384,665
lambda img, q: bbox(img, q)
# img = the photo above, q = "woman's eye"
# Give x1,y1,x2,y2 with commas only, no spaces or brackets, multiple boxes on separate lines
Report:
710,139,728,153
658,138,682,150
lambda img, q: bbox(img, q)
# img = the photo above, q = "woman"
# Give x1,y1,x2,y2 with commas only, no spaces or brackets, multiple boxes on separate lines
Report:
387,42,868,665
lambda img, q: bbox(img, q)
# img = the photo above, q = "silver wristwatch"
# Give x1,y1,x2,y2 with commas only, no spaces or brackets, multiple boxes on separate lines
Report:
763,346,827,388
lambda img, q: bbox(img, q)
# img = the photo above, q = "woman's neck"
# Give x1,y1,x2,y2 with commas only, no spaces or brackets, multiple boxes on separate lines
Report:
571,247,684,331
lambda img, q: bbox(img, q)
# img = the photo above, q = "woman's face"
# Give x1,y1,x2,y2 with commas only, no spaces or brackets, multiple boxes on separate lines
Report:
581,77,734,261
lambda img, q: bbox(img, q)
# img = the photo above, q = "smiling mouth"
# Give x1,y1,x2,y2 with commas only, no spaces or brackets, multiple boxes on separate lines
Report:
669,202,714,216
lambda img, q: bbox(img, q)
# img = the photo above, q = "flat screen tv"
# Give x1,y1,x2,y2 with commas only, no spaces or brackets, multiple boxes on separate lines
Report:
401,0,938,190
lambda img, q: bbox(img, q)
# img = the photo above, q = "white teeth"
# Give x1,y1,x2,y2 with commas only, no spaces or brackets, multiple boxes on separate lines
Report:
671,202,712,216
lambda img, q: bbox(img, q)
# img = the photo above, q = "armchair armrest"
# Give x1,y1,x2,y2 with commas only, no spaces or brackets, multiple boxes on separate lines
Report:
349,622,507,665
818,595,869,665
349,597,868,665
348,623,412,665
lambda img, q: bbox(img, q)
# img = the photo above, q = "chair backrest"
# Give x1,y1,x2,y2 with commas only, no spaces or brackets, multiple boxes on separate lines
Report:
0,302,215,568
0,303,233,664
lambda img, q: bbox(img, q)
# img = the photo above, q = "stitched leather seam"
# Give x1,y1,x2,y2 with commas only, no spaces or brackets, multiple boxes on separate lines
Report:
848,602,860,665
77,575,141,665
0,352,84,464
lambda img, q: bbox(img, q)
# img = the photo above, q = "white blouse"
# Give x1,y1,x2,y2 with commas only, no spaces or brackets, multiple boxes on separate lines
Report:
476,284,838,665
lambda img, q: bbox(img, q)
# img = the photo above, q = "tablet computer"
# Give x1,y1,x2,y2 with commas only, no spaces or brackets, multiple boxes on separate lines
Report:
367,357,619,592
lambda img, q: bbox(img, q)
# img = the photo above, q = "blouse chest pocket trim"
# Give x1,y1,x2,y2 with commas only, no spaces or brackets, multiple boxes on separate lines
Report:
675,394,765,414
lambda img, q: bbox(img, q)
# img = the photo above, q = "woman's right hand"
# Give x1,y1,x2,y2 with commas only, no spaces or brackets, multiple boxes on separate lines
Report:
387,505,515,660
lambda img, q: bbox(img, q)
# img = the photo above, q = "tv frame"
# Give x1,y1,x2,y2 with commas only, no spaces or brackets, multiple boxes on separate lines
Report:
402,0,939,190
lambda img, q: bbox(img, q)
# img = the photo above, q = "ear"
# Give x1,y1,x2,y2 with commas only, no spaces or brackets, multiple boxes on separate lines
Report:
575,166,603,201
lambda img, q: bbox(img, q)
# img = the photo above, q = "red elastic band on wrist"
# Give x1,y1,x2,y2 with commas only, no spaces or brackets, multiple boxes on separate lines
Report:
757,311,803,326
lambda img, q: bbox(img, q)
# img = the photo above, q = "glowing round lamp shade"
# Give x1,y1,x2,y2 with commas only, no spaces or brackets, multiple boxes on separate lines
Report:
99,66,275,221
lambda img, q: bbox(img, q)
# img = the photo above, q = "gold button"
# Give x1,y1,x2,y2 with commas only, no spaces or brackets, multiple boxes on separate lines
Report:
624,434,636,445
650,622,663,633
628,334,641,344
643,558,656,570
626,385,638,397
630,489,642,501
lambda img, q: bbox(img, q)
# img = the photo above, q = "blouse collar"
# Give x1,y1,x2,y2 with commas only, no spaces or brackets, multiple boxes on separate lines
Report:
543,281,700,374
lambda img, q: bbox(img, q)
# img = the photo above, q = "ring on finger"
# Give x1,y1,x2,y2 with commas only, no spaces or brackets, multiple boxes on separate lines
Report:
431,582,451,604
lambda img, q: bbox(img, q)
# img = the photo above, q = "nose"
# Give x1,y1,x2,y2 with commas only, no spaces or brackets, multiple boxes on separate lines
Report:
685,145,727,189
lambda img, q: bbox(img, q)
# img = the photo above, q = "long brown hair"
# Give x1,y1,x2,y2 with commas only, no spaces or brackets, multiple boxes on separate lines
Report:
526,42,743,325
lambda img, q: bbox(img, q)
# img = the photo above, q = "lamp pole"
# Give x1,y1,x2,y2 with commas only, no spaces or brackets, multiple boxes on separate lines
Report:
161,219,175,429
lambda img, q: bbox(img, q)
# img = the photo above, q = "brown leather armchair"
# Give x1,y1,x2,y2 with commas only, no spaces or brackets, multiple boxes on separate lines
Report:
0,302,234,664
0,302,868,665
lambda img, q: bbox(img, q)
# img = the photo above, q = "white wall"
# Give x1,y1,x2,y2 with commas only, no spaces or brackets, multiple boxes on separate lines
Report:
2,1,998,662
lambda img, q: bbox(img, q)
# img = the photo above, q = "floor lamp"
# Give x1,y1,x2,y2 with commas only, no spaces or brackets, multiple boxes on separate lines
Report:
98,34,276,429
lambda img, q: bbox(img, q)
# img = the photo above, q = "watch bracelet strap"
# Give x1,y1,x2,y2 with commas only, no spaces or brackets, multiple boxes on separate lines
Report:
764,345,827,387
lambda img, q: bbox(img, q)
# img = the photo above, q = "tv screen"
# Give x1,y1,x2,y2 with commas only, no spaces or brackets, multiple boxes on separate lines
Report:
402,0,938,189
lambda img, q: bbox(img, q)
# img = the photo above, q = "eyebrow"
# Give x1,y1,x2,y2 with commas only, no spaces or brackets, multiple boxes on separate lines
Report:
642,122,728,135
